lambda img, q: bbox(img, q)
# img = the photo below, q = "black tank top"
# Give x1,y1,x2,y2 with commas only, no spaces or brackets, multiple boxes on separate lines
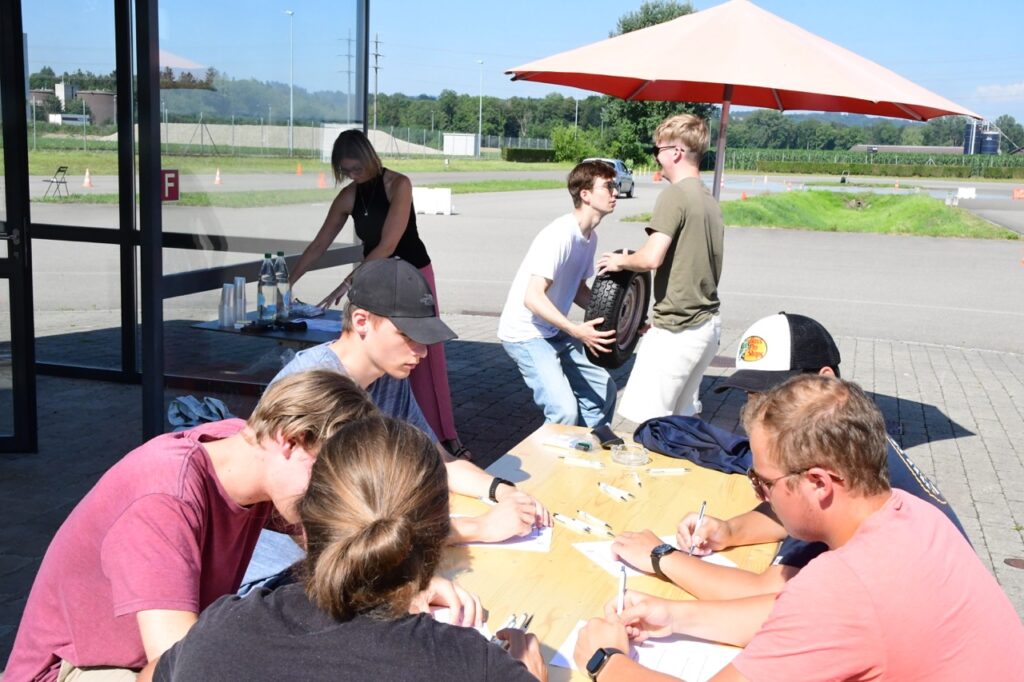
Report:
352,169,431,268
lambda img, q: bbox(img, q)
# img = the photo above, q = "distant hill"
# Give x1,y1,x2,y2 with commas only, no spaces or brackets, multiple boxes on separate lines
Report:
728,110,923,128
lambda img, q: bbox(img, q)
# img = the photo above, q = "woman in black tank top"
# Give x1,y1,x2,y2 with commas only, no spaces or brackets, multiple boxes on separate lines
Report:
289,130,470,459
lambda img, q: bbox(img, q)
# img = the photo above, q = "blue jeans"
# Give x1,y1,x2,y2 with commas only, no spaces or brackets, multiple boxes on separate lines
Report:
502,331,616,427
237,529,305,596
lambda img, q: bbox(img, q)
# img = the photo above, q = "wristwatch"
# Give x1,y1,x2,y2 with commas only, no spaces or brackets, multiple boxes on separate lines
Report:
585,646,624,680
488,477,515,503
651,543,678,580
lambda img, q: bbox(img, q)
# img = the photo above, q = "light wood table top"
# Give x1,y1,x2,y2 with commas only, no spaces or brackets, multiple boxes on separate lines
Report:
443,423,777,681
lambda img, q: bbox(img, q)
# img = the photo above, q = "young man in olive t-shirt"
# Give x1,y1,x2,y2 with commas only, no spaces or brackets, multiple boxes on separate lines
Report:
597,114,724,423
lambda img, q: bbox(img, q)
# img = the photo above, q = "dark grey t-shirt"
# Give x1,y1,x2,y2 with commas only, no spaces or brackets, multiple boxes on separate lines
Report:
155,583,536,681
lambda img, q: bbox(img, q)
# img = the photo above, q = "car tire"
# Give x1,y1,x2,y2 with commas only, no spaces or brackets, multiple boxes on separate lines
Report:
625,182,634,198
583,254,651,369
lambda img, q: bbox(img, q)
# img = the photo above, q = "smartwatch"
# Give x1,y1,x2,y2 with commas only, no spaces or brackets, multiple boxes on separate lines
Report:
488,477,515,503
585,646,624,680
650,543,678,580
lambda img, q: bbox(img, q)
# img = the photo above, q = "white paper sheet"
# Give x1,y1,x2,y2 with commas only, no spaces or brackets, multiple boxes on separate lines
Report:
550,620,739,681
454,518,554,553
430,606,493,641
573,536,737,577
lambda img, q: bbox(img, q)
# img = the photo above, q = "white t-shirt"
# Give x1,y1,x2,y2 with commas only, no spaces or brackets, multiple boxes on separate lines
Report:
498,213,597,342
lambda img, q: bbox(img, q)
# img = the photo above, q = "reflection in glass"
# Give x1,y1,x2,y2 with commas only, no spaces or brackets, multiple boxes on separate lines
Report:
159,1,363,419
22,2,119,229
0,280,12,435
33,241,121,369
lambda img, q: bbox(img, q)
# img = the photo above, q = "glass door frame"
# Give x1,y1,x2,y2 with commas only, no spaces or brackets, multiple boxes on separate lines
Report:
0,0,38,452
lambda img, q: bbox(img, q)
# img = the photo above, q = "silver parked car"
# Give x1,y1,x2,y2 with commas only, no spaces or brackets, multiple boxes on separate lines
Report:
583,157,635,198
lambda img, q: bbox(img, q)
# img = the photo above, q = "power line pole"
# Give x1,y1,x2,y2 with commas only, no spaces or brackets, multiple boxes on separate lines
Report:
477,59,484,157
339,30,355,124
372,33,382,133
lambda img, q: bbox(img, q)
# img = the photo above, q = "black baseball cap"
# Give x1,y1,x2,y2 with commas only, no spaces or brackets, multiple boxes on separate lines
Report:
347,258,457,345
714,312,841,394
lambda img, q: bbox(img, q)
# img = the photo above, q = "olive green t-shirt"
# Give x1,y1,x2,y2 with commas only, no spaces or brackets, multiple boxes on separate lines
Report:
648,176,724,332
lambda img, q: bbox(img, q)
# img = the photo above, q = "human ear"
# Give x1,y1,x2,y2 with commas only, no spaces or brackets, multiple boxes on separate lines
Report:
818,367,836,378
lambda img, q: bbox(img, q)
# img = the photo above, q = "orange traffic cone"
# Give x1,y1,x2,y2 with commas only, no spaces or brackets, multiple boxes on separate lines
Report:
741,191,748,200
82,168,93,188
317,171,327,189
653,170,662,182
214,168,223,185
296,162,303,176
894,179,900,189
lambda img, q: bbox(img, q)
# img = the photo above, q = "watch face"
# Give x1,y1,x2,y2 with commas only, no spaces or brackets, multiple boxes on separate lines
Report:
585,648,607,675
652,543,676,558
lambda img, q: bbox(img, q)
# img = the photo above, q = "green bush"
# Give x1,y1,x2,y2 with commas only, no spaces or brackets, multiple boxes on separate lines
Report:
501,147,556,163
745,160,1024,179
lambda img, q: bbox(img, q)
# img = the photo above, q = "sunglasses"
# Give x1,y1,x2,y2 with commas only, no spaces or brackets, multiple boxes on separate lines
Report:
746,466,845,502
602,180,619,192
649,144,678,157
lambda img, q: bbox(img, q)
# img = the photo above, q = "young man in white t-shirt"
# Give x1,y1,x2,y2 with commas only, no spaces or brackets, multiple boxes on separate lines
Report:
498,160,619,427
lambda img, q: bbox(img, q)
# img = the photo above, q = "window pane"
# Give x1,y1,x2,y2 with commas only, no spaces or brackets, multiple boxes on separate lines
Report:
34,241,121,369
159,0,364,421
0,280,12,436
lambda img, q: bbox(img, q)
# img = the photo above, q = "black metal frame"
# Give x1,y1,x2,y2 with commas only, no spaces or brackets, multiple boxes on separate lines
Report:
1,0,372,448
0,0,38,452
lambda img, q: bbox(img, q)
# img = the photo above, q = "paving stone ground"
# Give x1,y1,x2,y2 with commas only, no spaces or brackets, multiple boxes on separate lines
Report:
2,313,1022,671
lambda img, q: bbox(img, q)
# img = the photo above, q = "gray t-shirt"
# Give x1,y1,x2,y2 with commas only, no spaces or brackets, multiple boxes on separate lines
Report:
271,343,437,442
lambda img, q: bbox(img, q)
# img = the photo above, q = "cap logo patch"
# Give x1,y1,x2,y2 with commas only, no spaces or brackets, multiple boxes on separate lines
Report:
420,294,435,307
739,336,768,362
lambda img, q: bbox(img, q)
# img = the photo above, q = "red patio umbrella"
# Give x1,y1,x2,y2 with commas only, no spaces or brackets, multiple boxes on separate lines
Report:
506,0,980,198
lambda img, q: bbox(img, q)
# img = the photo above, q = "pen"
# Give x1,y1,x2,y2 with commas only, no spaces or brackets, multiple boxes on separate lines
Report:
617,565,627,615
689,501,707,556
576,509,613,530
490,613,517,645
558,455,604,469
631,471,643,488
598,482,635,502
519,613,534,632
647,467,690,476
553,512,593,535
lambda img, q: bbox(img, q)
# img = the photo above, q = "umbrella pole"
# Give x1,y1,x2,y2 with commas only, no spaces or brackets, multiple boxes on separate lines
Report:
712,85,733,201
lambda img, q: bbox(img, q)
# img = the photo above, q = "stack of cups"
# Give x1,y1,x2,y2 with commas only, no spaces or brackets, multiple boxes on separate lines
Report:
233,276,247,324
219,283,236,327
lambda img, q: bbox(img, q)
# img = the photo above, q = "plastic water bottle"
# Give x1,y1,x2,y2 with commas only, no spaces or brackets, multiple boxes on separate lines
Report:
274,251,291,321
257,253,278,323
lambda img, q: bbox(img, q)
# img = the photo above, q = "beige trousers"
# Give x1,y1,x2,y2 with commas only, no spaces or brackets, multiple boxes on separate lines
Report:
57,660,138,682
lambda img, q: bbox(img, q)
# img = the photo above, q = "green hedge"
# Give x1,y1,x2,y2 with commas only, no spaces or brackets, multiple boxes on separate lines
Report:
746,160,1024,179
501,147,556,163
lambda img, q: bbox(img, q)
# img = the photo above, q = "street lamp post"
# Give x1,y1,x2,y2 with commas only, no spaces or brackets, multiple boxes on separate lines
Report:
285,10,295,157
477,60,484,157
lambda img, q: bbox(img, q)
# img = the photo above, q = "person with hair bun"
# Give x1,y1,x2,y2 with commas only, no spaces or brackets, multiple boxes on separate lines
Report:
146,417,548,682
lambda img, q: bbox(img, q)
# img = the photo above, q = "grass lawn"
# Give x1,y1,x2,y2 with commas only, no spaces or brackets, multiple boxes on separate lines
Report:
34,179,565,208
21,149,567,177
624,190,1019,240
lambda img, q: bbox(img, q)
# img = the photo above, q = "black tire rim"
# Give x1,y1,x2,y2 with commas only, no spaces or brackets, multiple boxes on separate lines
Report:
616,276,645,352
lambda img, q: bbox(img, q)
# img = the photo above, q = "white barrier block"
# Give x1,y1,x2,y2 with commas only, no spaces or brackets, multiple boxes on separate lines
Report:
413,187,452,215
956,187,976,200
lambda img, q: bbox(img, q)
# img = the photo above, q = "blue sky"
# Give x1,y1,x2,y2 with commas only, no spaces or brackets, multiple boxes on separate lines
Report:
23,0,1024,122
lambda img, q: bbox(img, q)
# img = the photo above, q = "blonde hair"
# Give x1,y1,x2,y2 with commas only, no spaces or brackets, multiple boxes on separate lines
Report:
331,129,383,183
654,114,710,163
742,374,890,496
299,416,450,620
247,370,378,450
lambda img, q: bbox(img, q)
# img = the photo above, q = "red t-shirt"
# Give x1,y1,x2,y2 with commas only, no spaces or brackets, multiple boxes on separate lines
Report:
734,490,1024,681
6,419,275,681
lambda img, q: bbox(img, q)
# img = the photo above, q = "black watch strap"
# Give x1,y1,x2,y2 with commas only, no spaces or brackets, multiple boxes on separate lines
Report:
489,477,515,502
586,646,624,680
651,543,678,580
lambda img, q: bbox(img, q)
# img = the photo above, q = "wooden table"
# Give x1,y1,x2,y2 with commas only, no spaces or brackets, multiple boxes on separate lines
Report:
443,423,776,681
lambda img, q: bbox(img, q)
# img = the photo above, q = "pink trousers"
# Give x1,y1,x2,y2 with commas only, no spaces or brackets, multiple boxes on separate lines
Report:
411,263,459,441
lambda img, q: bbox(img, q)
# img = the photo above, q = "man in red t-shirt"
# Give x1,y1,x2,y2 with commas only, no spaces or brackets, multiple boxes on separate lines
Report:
574,375,1024,681
6,371,376,681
